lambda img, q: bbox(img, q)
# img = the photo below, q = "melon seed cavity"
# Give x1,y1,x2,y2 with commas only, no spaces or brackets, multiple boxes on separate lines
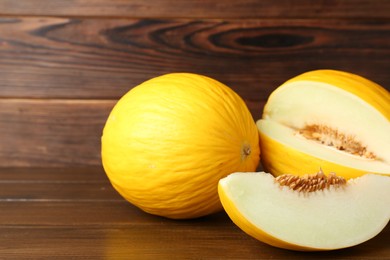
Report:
275,169,346,193
298,124,376,159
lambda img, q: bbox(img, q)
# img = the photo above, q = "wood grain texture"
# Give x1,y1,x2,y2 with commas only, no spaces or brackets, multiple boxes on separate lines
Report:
0,167,119,201
0,166,108,181
0,182,118,201
0,0,389,19
0,167,388,259
0,225,388,259
0,17,389,101
0,99,115,166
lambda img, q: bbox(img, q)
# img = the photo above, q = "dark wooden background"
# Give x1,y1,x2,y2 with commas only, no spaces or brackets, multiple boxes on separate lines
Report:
0,0,389,167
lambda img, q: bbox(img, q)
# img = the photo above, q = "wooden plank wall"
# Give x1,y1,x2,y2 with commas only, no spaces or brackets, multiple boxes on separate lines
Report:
0,0,389,167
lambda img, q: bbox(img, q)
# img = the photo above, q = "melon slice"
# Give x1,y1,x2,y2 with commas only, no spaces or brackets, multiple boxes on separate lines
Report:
257,70,390,179
218,171,390,251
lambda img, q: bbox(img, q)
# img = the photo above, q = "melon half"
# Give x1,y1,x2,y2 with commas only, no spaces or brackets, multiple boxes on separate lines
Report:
257,70,390,179
218,172,390,251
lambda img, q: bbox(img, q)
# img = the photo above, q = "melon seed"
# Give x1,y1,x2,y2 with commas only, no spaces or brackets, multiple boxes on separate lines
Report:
275,169,346,193
298,124,375,159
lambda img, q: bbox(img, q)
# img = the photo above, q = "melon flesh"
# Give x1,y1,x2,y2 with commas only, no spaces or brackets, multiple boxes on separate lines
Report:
258,120,390,174
258,80,390,176
218,172,390,251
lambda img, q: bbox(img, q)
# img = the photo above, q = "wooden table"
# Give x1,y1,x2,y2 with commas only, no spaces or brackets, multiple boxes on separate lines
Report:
0,167,388,259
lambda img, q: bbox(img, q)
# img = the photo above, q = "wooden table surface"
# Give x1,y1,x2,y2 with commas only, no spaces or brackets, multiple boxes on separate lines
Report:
0,167,388,259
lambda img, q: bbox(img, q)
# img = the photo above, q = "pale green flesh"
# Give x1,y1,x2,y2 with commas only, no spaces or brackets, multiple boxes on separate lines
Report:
220,172,390,249
258,120,390,174
261,81,390,167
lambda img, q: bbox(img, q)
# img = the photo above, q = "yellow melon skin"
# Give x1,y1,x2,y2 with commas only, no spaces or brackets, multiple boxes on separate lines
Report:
258,69,390,179
101,73,260,219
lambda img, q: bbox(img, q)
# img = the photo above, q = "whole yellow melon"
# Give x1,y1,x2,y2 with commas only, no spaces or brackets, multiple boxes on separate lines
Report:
101,73,260,219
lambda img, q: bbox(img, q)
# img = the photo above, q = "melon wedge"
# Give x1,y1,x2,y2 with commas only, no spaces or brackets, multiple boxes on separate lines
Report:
218,172,390,251
257,70,390,179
